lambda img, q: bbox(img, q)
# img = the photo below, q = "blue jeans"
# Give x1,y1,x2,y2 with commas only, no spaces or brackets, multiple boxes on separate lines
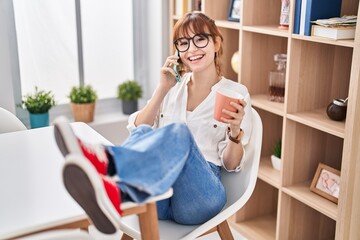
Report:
106,123,226,225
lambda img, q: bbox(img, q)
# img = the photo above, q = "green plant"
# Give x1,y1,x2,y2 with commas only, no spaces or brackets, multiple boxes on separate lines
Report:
272,139,282,158
68,85,97,104
117,80,143,101
20,87,56,114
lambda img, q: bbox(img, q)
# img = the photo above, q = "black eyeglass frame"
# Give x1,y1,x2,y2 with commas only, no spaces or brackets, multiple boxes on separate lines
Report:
173,33,212,53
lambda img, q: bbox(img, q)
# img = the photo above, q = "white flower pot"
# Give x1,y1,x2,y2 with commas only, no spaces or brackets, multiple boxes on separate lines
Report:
271,155,281,171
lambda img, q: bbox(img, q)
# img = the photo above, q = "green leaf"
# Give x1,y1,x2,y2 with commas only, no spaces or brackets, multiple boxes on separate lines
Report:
117,80,143,101
68,85,98,103
20,86,56,114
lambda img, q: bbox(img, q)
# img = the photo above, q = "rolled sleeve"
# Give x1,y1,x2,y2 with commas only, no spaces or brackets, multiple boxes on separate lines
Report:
126,110,159,133
218,137,246,173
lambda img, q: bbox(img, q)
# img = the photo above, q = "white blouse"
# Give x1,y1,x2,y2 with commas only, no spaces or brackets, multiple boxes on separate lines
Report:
127,73,252,172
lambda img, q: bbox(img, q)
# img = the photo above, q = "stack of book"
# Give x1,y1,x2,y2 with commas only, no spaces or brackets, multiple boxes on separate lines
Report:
311,16,357,40
293,0,342,36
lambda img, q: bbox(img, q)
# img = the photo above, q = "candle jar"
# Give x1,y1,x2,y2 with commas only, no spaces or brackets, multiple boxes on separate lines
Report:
326,99,347,121
268,54,287,103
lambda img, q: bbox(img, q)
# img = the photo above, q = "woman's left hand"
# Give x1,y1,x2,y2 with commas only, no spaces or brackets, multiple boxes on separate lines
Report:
221,99,247,137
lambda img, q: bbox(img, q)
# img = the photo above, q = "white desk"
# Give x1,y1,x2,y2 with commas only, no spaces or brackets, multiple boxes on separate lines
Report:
0,123,111,239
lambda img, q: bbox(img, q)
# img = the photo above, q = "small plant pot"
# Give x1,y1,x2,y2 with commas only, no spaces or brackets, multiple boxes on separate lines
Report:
271,155,281,171
29,112,49,129
71,102,95,123
122,100,138,115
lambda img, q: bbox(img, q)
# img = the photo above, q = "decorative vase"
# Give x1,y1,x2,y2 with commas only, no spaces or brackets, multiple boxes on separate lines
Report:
29,112,49,129
70,102,95,123
326,99,347,121
271,155,281,171
122,100,138,115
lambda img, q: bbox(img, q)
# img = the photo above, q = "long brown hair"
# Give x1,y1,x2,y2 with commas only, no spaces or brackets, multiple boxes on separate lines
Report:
172,12,224,76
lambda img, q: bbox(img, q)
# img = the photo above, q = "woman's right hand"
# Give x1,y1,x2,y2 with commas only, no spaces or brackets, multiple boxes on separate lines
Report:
160,54,180,90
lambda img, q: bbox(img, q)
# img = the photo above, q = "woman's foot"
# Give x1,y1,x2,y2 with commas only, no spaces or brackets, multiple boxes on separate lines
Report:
53,116,109,175
63,154,122,234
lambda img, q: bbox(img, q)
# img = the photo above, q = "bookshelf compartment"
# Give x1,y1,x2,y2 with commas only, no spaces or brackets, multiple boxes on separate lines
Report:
241,32,288,96
242,0,283,28
235,179,278,220
278,194,336,240
257,108,283,159
201,0,230,21
282,120,343,187
287,39,353,114
219,27,239,81
232,179,278,240
256,108,283,188
282,182,338,220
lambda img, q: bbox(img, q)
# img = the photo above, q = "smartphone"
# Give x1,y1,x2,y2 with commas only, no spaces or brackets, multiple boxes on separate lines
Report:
173,51,181,82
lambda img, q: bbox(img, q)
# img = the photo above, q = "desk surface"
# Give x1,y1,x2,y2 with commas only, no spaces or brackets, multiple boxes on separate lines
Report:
0,123,111,239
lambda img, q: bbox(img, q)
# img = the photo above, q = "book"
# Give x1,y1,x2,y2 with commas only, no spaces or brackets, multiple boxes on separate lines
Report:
312,25,356,40
303,0,342,36
293,0,302,34
299,0,308,35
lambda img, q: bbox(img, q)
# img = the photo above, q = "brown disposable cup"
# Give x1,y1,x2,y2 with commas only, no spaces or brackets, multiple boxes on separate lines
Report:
214,89,243,122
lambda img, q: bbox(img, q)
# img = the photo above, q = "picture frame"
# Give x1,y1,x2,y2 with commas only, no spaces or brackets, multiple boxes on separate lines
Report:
227,0,241,22
310,163,341,204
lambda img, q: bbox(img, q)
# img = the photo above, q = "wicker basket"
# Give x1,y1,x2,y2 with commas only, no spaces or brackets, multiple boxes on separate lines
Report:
70,102,95,123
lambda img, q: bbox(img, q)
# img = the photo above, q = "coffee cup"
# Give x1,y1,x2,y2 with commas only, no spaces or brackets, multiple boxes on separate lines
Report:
214,88,243,122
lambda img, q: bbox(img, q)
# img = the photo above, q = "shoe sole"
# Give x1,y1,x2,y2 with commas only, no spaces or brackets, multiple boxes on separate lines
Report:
63,155,121,234
54,116,82,157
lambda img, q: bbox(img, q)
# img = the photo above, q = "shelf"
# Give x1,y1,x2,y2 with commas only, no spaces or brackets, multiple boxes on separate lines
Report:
287,108,345,138
292,34,355,48
258,157,281,189
230,214,276,240
282,182,338,220
243,25,289,38
251,94,285,117
215,20,240,30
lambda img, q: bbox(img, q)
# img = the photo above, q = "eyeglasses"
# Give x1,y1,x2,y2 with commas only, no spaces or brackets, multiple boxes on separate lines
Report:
173,33,212,53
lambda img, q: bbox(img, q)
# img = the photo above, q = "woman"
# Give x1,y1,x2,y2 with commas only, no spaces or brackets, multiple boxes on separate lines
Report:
54,12,252,234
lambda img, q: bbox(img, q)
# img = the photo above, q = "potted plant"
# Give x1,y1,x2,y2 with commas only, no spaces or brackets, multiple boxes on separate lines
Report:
271,139,281,171
68,85,97,122
117,80,143,115
20,86,56,128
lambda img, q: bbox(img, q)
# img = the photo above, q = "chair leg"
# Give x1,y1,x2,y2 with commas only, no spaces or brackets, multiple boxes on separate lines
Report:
217,220,234,240
138,202,160,240
121,234,133,240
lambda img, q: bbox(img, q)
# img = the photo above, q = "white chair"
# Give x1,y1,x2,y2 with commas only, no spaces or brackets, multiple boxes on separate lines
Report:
118,108,263,240
0,107,27,133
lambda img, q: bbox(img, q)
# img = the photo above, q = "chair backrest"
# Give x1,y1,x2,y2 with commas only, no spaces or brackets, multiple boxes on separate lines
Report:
0,107,27,134
182,107,263,239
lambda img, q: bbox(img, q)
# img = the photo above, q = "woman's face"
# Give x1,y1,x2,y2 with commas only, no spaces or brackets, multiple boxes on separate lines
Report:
178,30,218,74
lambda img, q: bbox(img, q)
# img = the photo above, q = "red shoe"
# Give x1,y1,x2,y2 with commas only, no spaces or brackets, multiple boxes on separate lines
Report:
63,154,122,234
54,116,108,175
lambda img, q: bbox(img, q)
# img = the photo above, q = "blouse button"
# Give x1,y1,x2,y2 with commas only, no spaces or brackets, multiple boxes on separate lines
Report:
213,124,217,128
160,114,164,118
